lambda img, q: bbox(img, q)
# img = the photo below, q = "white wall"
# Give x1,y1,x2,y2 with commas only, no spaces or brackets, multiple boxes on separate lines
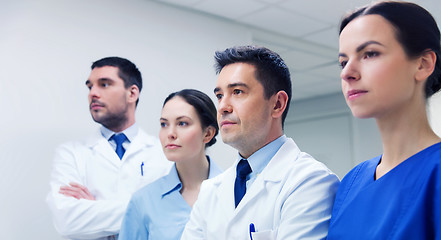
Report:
284,93,382,179
0,0,250,238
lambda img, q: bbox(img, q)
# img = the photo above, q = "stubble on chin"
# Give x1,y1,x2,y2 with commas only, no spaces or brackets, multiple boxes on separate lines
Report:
91,110,128,131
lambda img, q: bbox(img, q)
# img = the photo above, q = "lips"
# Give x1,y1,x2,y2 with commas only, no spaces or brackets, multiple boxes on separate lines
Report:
90,101,104,110
220,120,236,127
347,89,368,100
165,144,181,149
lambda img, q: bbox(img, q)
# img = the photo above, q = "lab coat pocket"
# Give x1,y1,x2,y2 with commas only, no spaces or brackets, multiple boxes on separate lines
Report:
251,229,276,240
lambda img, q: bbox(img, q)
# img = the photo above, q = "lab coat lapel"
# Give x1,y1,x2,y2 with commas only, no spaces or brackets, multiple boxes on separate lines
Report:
123,130,153,159
85,130,120,166
215,166,237,219
235,138,300,213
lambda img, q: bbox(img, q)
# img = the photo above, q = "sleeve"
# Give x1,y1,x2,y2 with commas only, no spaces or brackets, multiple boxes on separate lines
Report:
276,166,340,240
46,143,129,239
118,197,149,240
180,181,209,240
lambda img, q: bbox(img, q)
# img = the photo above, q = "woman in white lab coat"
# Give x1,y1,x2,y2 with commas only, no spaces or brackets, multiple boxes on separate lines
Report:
119,89,222,240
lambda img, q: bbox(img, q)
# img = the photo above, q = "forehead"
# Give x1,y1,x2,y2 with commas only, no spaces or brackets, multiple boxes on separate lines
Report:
339,15,398,51
162,96,198,118
216,62,261,89
88,66,122,82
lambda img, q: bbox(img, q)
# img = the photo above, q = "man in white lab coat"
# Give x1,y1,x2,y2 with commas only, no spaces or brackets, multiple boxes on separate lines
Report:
181,46,340,240
46,57,172,240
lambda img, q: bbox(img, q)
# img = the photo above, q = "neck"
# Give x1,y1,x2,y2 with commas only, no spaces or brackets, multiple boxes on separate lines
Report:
239,125,283,159
110,119,135,133
107,111,136,133
375,99,440,178
176,152,210,190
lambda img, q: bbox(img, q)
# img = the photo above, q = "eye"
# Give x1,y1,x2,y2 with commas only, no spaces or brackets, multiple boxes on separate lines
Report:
339,60,348,69
101,82,109,87
363,51,380,59
233,89,243,95
178,121,188,126
160,122,167,128
215,93,223,100
86,85,92,90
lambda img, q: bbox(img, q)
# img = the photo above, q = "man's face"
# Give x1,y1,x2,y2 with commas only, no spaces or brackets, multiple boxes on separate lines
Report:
86,66,130,130
214,63,274,157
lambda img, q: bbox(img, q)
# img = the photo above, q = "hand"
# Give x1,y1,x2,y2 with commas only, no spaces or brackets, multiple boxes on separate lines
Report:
59,182,96,200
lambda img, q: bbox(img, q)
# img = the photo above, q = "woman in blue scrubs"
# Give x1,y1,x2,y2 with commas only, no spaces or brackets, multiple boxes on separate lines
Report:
119,89,222,239
328,1,441,239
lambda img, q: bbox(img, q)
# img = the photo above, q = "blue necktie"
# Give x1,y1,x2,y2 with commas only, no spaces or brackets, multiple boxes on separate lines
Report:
111,133,127,159
234,159,252,208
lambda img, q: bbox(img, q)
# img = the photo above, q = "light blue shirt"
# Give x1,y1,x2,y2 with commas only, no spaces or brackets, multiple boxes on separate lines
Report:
100,123,138,151
241,135,287,190
118,157,222,240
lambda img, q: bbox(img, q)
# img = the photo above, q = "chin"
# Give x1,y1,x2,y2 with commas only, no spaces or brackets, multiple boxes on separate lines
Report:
350,109,373,119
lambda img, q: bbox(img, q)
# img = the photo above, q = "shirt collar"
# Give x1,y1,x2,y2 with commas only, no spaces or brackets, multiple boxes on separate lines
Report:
239,135,287,174
161,164,182,198
161,156,220,197
100,123,139,143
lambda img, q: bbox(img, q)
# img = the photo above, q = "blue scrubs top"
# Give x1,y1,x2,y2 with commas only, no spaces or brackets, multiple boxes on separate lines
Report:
328,142,441,239
119,157,222,240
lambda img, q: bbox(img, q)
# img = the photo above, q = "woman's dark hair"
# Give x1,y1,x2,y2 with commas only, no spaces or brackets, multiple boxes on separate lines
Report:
163,89,218,147
340,1,441,98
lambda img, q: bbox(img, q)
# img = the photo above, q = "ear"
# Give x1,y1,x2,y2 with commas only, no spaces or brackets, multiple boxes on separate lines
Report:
415,50,436,82
271,91,289,119
127,85,140,104
202,126,216,145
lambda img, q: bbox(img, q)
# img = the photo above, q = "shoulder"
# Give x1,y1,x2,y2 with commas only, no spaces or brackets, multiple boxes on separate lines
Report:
207,156,224,178
331,156,379,215
267,138,340,199
56,129,104,151
203,169,228,187
131,175,166,202
417,142,441,184
340,156,379,185
201,166,233,191
280,138,338,179
423,142,441,164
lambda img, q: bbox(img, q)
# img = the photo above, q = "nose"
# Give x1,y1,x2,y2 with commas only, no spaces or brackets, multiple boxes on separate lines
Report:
340,60,360,83
88,86,100,100
217,96,233,115
167,126,177,140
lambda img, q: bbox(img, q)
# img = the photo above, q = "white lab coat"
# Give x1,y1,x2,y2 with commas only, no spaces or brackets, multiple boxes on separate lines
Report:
46,128,172,240
181,138,340,240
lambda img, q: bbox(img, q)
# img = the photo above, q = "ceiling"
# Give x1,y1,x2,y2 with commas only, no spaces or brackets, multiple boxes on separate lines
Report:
152,0,441,101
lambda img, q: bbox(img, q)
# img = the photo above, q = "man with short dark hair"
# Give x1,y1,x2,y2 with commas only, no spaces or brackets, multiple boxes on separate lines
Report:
47,57,172,240
181,46,340,239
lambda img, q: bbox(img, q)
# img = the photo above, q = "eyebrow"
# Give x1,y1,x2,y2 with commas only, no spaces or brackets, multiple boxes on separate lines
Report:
160,116,191,122
214,82,249,93
338,40,384,58
85,78,114,86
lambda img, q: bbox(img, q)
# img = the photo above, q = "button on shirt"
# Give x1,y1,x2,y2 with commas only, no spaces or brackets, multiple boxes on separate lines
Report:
119,157,223,240
241,135,287,190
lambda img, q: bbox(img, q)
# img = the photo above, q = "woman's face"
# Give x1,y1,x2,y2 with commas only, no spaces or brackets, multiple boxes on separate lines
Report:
159,96,209,163
339,14,421,119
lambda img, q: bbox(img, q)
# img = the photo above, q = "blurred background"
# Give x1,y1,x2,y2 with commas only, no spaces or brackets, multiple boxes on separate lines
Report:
1,0,440,238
